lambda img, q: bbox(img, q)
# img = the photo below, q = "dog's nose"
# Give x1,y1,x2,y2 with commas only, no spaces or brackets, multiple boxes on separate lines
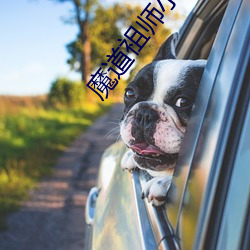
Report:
135,109,159,130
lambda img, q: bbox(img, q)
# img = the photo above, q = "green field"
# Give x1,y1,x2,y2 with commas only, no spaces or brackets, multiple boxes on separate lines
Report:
0,96,111,229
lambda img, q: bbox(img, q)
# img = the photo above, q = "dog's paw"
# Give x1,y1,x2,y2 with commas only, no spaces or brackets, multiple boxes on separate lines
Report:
121,149,135,172
141,175,172,206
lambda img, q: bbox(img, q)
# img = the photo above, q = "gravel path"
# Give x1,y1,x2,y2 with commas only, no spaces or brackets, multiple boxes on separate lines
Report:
0,103,123,250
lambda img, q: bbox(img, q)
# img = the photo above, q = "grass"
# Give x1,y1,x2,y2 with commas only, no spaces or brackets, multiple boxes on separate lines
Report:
0,95,112,230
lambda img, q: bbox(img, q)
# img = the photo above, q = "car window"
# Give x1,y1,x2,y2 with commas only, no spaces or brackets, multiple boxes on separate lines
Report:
177,0,229,60
134,0,231,248
216,78,250,250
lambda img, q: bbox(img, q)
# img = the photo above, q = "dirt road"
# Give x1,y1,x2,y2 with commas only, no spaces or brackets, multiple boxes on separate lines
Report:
0,103,123,250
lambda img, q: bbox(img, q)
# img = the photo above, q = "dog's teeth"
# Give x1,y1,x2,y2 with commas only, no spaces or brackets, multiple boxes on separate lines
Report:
152,154,160,157
150,154,160,157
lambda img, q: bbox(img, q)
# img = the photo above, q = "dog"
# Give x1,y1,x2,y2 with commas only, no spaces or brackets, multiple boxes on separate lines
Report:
120,33,206,206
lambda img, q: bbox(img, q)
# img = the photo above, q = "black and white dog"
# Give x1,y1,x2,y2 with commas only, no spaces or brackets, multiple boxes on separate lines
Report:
120,33,206,206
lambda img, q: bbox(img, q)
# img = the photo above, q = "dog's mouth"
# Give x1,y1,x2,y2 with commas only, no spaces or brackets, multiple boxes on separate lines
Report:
129,143,178,165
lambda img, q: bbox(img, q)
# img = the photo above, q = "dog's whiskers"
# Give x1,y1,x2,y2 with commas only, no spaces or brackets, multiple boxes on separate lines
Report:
105,130,119,139
106,118,121,125
105,118,122,141
105,126,120,140
115,134,122,143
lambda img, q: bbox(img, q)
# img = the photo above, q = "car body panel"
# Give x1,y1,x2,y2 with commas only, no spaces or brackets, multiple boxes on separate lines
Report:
92,142,159,250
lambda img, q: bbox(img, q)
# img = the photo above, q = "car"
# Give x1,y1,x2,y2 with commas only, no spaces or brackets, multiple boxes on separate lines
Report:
85,0,250,249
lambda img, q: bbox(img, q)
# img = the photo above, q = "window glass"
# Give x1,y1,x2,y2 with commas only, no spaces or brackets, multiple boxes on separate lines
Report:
216,100,250,249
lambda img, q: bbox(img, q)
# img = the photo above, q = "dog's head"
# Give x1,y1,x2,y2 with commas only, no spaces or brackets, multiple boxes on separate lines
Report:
120,33,206,174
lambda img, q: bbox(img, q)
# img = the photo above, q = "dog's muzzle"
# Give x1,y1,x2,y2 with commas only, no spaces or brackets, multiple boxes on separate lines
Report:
135,108,159,131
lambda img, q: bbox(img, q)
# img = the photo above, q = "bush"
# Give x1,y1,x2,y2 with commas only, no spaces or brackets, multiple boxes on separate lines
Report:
0,99,111,229
48,77,85,108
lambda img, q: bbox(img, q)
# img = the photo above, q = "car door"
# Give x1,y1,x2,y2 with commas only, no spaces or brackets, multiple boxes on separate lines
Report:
166,0,250,249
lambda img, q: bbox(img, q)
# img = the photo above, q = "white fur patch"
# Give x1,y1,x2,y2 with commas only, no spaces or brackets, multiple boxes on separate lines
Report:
120,119,134,144
121,149,135,171
142,175,173,206
152,59,206,104
153,121,183,154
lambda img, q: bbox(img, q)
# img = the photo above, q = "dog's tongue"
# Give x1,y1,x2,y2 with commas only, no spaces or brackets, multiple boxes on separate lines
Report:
130,143,163,155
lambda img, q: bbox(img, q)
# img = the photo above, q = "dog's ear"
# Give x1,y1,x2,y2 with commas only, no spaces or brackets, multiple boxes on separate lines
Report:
153,32,179,61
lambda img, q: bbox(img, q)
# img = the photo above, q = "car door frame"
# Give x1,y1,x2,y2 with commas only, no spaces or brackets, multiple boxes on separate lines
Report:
166,0,250,248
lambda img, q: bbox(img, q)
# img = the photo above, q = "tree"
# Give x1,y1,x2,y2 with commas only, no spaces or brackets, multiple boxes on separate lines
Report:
66,3,126,73
66,3,172,97
52,0,98,99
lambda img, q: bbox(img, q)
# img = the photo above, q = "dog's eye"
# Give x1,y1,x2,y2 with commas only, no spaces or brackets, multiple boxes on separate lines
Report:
125,89,136,100
175,97,192,108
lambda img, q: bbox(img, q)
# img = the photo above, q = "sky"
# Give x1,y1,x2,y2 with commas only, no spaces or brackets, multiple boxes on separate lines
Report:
0,0,197,96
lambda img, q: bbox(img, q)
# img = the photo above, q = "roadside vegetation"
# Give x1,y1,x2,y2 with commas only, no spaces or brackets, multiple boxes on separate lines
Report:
0,79,113,230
